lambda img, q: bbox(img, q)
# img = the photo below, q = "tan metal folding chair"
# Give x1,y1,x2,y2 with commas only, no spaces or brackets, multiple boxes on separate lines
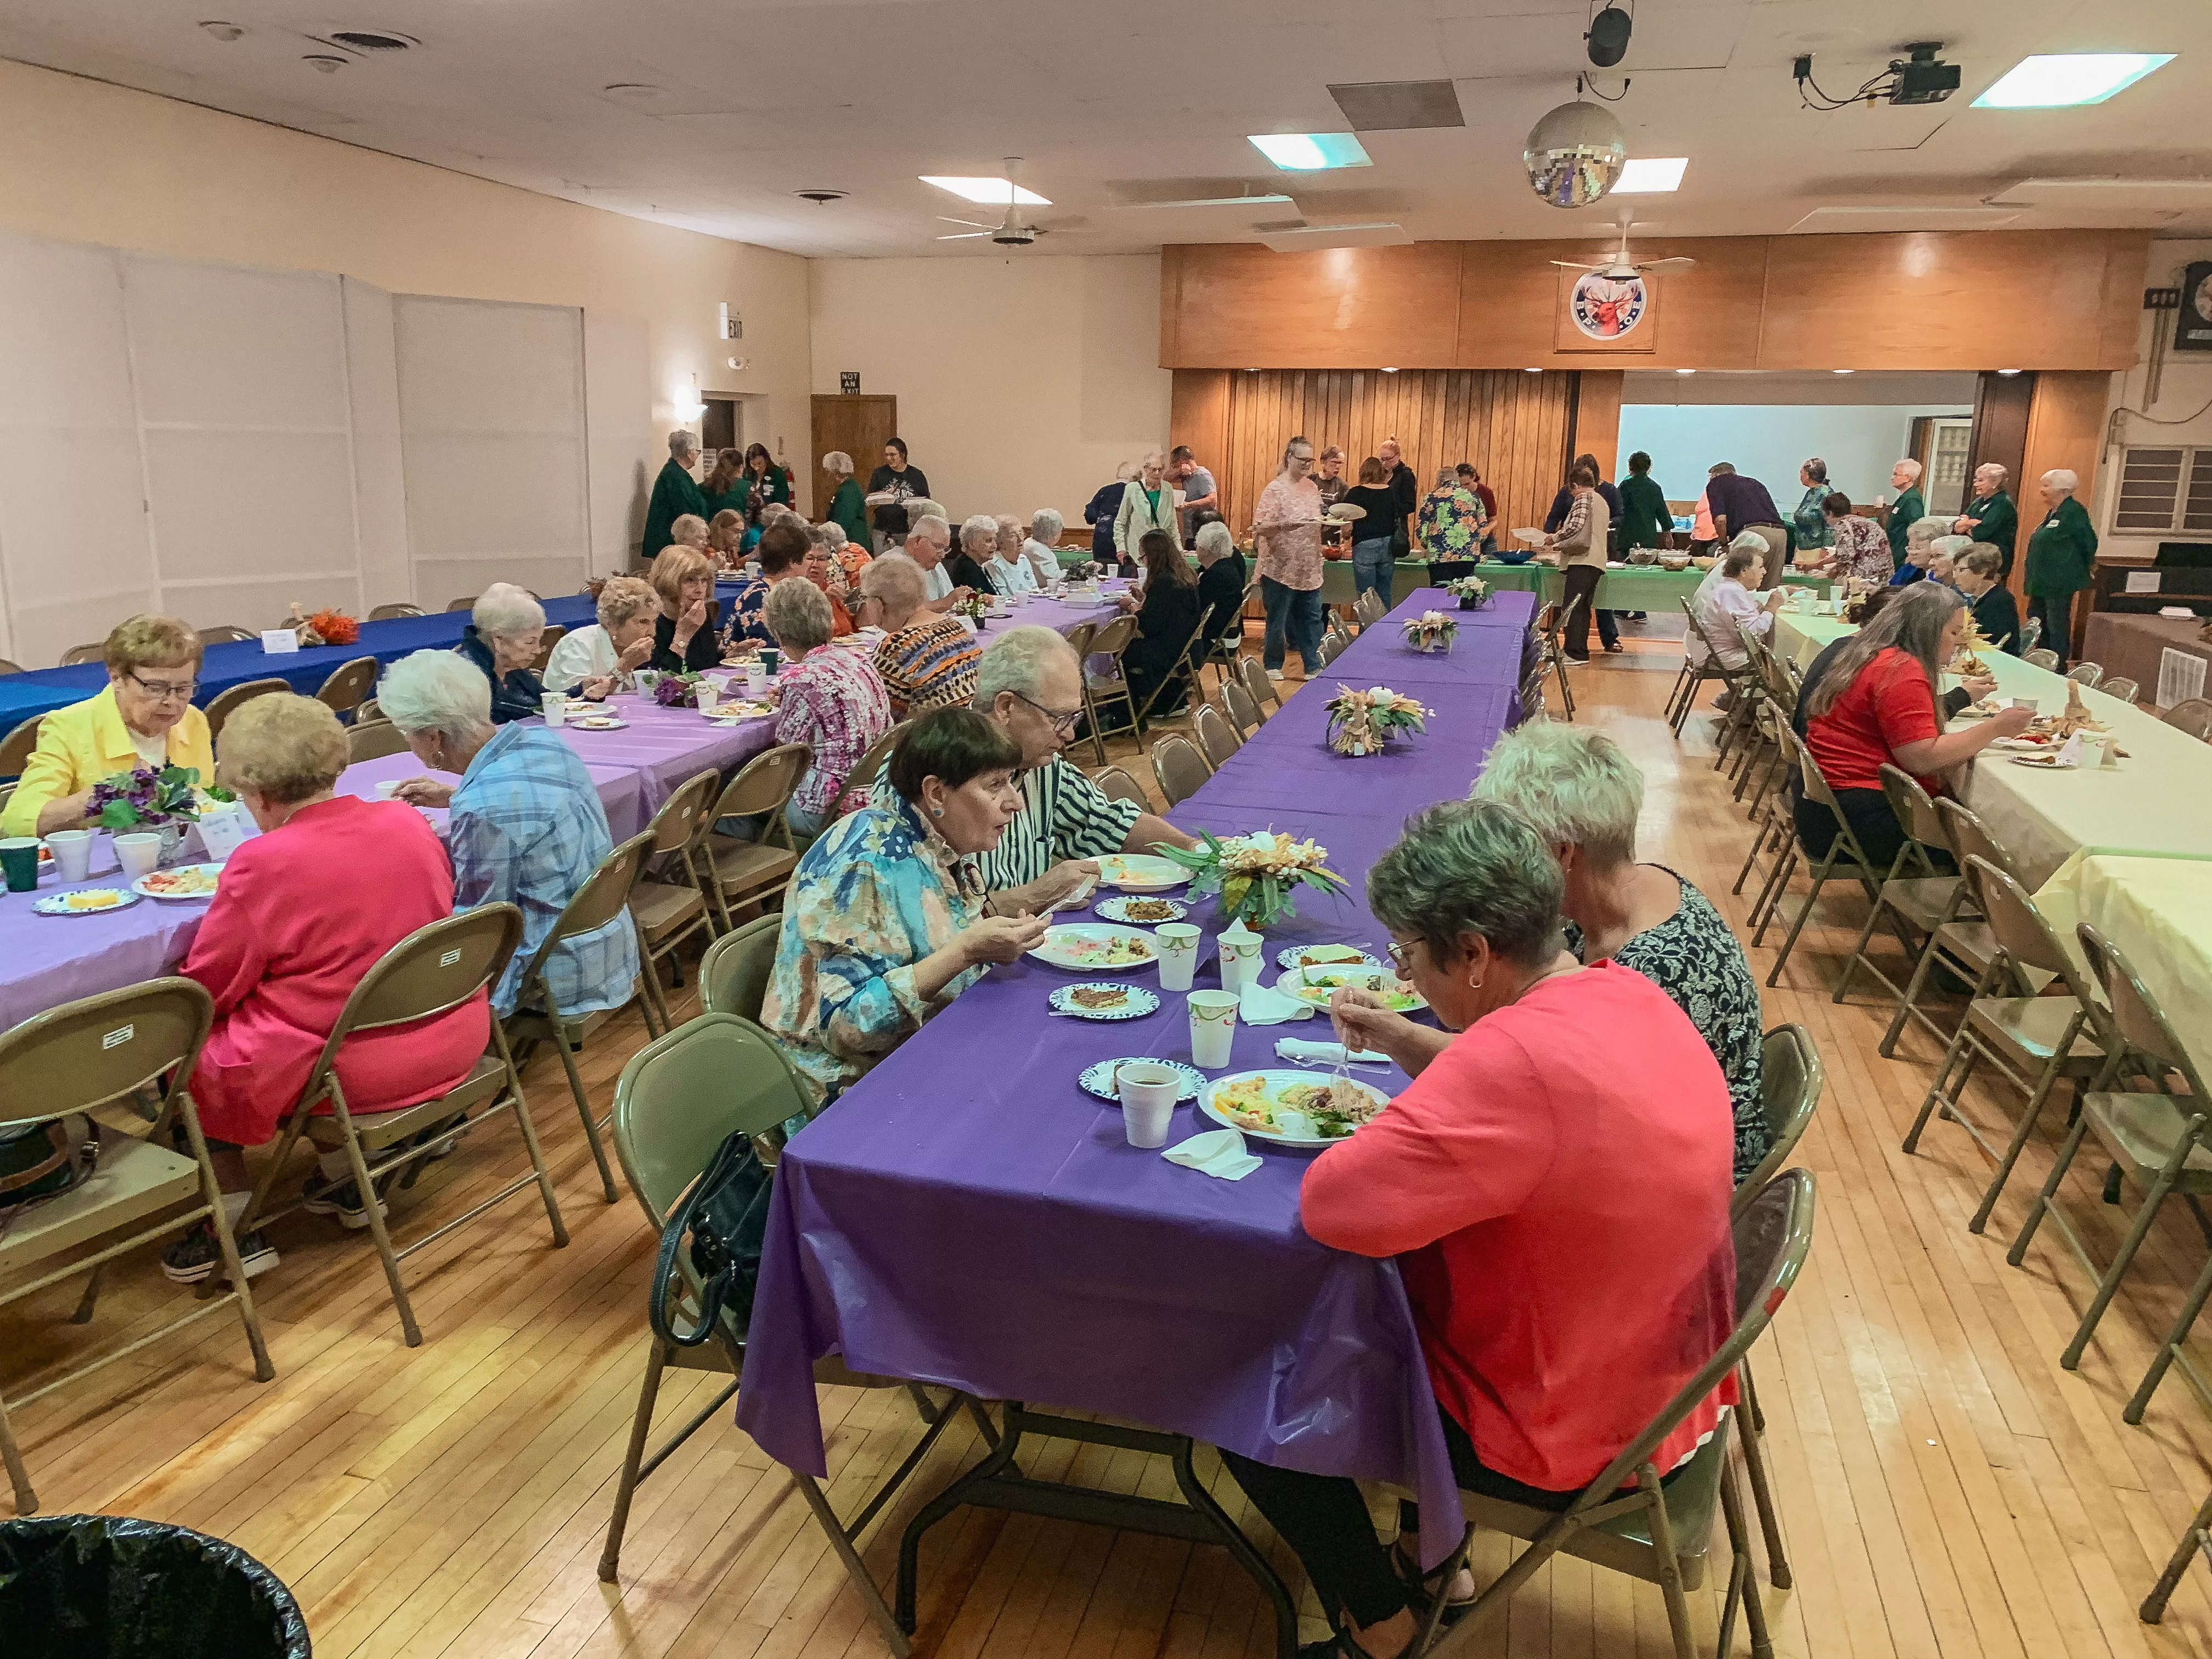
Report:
2142,1482,2212,1625
530,624,567,676
204,678,290,744
1091,765,1149,811
0,715,42,777
368,602,423,620
1751,725,1884,988
1666,599,1735,735
1150,734,1211,808
842,719,913,808
1900,855,2111,1235
196,624,257,645
0,658,21,677
238,905,565,1347
1220,676,1263,737
347,719,410,764
59,643,105,665
2164,697,2212,740
1079,614,1141,764
700,744,810,930
629,769,723,1030
2024,647,2059,671
2100,676,2140,705
1238,653,1278,714
445,595,479,612
313,654,379,718
699,913,782,1023
2063,662,2103,689
0,979,274,1513
1192,702,1241,769
1866,791,2002,1057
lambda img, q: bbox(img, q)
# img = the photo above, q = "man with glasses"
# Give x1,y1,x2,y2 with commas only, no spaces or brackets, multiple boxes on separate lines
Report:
3,613,216,837
1251,436,1327,682
872,626,1198,916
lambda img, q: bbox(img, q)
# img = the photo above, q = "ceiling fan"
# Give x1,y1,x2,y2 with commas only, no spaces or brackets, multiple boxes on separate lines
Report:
1550,217,1695,278
936,157,1089,246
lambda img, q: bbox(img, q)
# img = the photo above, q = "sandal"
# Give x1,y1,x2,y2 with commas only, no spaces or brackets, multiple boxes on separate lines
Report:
1391,1539,1476,1622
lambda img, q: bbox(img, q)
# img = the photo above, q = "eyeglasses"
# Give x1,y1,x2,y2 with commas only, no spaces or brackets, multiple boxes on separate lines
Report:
127,673,198,701
1013,689,1083,736
1386,939,1417,974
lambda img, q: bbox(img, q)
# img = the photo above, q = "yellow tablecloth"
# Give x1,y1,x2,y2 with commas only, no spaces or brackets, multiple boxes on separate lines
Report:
2033,851,2212,1080
1770,611,2212,885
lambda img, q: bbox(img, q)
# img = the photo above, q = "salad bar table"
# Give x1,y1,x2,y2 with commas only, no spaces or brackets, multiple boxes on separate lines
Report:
735,589,1533,1650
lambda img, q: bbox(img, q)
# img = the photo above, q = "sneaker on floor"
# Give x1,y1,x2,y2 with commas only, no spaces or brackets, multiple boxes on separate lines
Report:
303,1172,385,1230
1266,668,1285,683
1563,653,1592,667
161,1221,278,1285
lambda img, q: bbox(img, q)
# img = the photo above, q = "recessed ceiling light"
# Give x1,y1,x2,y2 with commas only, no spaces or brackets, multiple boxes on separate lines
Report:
303,54,346,72
1246,367,1262,373
1381,366,1398,373
1832,369,1854,375
1525,366,1543,374
1675,368,1697,375
1612,157,1688,194
1972,53,2174,109
1247,132,1373,171
1997,368,2023,375
920,176,1050,206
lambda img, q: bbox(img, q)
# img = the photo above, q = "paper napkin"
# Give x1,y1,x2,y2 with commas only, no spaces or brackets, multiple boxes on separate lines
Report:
1164,1127,1262,1181
1239,980,1312,1024
2054,732,2084,769
1275,1037,1390,1067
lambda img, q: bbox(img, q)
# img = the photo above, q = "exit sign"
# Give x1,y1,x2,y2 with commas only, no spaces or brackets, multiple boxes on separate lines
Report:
839,372,861,393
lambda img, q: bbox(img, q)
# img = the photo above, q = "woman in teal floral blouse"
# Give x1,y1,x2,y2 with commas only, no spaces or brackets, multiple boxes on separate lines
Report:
761,708,1048,1104
1414,466,1487,560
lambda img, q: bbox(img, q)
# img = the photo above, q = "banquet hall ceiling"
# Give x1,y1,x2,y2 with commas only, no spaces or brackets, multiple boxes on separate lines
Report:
1,0,2208,258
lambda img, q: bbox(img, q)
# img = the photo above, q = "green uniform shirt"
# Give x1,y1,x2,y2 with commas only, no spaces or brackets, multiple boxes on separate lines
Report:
1791,484,1834,552
1617,472,1672,551
641,459,708,566
828,477,871,550
2024,494,2097,597
1960,490,2018,576
1886,486,1924,567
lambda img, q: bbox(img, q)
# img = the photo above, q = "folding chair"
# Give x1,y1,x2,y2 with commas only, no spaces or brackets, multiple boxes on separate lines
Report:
313,654,379,718
1852,789,1999,1057
1128,610,1214,736
1680,607,1763,768
368,602,424,620
1238,653,1279,714
445,595,479,612
2024,647,2059,672
357,697,379,724
1753,725,1884,988
2020,614,2044,654
1353,590,1385,627
505,832,658,1205
1078,614,1140,764
1539,596,1581,719
2163,697,2212,740
0,658,21,677
843,719,913,806
530,625,567,676
1900,856,2110,1235
1666,600,1734,736
1091,765,1149,811
2008,925,2212,1386
1415,1169,1817,1659
0,715,42,777
196,624,257,645
1220,676,1263,738
2099,675,2139,705
2142,1483,2212,1625
1203,582,1259,678
1150,734,1211,808
2063,662,2103,689
1514,665,1546,727
699,913,782,1023
59,644,105,666
1192,702,1242,769
348,719,410,764
629,769,723,1030
239,905,566,1347
0,979,274,1513
204,678,290,743
699,744,810,931
598,1014,982,1659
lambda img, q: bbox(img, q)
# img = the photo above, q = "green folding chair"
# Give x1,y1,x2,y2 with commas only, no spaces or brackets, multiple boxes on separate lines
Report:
699,913,782,1024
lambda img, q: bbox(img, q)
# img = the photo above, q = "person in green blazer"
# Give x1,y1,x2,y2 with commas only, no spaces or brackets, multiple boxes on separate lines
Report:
641,430,707,567
743,444,793,512
699,447,751,523
2024,467,2098,667
822,450,872,551
1884,458,1925,569
1616,450,1674,550
1954,462,2019,577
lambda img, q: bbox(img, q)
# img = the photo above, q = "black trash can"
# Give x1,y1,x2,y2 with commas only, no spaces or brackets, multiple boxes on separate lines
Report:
0,1515,310,1658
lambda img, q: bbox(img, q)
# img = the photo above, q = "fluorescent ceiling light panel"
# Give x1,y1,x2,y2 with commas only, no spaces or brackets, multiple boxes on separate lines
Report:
1248,132,1372,171
1972,53,2174,108
919,176,1051,206
1612,157,1688,194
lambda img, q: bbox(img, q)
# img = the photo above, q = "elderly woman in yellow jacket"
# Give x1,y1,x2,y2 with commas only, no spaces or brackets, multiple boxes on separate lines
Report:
2,615,216,837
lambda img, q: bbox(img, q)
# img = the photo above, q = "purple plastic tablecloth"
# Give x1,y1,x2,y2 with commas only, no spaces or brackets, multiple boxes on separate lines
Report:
733,589,1525,1570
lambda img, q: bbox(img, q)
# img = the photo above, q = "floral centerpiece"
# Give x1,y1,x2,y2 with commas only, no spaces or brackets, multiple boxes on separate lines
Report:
1400,610,1458,653
1324,685,1432,757
652,670,702,709
949,587,994,623
89,766,234,861
1154,831,1345,930
306,607,360,646
1443,575,1490,611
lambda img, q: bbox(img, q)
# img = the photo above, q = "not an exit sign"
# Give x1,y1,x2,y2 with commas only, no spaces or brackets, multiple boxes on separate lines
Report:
839,371,861,393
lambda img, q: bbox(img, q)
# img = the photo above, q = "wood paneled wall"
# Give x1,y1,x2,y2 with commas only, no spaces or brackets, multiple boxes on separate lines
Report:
1161,230,2149,373
1173,366,1577,543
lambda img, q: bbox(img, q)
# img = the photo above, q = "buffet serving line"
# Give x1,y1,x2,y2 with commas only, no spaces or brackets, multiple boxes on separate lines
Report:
734,588,1534,1655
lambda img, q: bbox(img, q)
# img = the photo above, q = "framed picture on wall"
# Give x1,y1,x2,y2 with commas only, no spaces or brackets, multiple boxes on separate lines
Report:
2176,262,2212,352
1553,267,1661,353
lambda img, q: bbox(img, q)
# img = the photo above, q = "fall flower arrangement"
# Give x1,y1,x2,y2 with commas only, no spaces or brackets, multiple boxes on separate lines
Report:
1325,685,1432,757
652,670,702,709
88,765,230,831
1443,576,1491,610
307,608,360,646
1401,610,1458,653
949,588,994,622
1155,831,1346,930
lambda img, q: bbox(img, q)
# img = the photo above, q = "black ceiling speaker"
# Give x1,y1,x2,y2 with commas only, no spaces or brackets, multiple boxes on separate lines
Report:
1586,5,1632,69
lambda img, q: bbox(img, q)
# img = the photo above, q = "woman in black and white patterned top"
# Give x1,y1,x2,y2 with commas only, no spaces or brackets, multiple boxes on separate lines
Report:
1472,723,1769,1182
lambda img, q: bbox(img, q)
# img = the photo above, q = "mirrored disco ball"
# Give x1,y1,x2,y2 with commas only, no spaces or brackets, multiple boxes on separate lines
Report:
1523,101,1627,208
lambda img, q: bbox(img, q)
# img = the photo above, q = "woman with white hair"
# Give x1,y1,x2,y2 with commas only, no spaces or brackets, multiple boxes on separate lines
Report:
1884,458,1926,569
1955,462,2017,575
1472,723,1768,1182
980,514,1039,596
545,574,658,696
456,583,548,724
1953,545,2022,653
1113,451,1180,568
641,430,706,567
1891,526,1969,590
1194,519,1249,653
667,514,711,555
862,553,982,713
822,450,870,551
950,515,1001,596
2025,467,2097,667
1023,510,1065,588
764,579,892,836
811,519,871,595
1791,458,1833,558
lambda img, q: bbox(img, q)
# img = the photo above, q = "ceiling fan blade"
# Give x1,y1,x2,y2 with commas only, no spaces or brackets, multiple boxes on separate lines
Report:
1635,256,1697,271
938,216,994,228
1549,259,1599,270
936,231,990,240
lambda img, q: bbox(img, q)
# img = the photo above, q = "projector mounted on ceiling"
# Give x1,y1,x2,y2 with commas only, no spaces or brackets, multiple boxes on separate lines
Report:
1794,43,1961,110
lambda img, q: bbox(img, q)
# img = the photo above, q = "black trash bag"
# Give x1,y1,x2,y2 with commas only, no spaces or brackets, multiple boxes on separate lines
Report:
0,1514,310,1659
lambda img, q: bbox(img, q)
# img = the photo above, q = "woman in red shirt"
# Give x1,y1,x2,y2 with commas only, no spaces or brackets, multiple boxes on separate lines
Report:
1217,802,1739,1659
1793,583,2031,870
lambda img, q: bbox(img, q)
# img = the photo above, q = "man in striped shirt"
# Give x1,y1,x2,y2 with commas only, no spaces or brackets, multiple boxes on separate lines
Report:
874,625,1197,913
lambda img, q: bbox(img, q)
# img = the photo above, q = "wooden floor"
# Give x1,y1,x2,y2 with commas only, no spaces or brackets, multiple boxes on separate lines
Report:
9,621,2212,1659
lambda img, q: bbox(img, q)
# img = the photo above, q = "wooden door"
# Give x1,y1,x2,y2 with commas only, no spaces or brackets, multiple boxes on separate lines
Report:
810,394,898,520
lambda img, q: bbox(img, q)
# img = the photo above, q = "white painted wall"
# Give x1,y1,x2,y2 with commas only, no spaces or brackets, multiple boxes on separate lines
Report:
809,254,1172,532
1617,403,1972,510
2100,238,2212,544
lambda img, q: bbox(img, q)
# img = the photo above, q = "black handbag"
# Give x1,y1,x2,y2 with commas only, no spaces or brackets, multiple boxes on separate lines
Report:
647,1127,774,1352
0,1116,97,1217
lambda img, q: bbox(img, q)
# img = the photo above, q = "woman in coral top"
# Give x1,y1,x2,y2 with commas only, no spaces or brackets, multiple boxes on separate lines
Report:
1217,802,1739,1659
162,693,489,1287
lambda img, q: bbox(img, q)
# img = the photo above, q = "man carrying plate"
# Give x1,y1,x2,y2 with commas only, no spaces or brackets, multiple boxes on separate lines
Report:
872,626,1198,915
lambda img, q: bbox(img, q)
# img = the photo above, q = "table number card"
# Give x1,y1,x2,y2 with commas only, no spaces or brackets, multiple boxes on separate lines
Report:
195,804,257,862
259,629,300,654
2126,570,2164,595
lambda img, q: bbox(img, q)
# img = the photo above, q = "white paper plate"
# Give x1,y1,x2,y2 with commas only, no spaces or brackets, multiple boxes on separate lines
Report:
1273,965,1428,1013
1325,503,1367,522
132,862,223,903
1199,1069,1389,1148
33,887,140,917
1096,894,1188,925
1512,527,1548,545
1049,983,1160,1022
1273,944,1384,972
1030,923,1157,971
1096,854,1187,893
1079,1056,1204,1104
569,716,629,730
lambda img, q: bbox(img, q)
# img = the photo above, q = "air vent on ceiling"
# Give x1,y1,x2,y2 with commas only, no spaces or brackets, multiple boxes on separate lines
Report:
326,29,416,52
1328,80,1464,132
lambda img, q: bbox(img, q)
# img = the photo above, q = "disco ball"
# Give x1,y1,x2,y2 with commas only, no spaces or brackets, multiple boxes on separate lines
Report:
1523,100,1627,208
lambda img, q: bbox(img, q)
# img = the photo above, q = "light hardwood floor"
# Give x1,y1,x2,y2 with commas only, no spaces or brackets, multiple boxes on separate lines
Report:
6,627,2212,1659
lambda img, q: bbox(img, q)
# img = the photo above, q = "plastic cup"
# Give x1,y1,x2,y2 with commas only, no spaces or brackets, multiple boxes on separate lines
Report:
761,646,782,676
1218,929,1264,993
375,780,402,800
0,837,40,892
1116,1061,1181,1148
113,832,162,880
1188,990,1239,1069
696,677,722,713
44,828,92,882
1155,923,1201,991
635,669,663,697
540,692,567,727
